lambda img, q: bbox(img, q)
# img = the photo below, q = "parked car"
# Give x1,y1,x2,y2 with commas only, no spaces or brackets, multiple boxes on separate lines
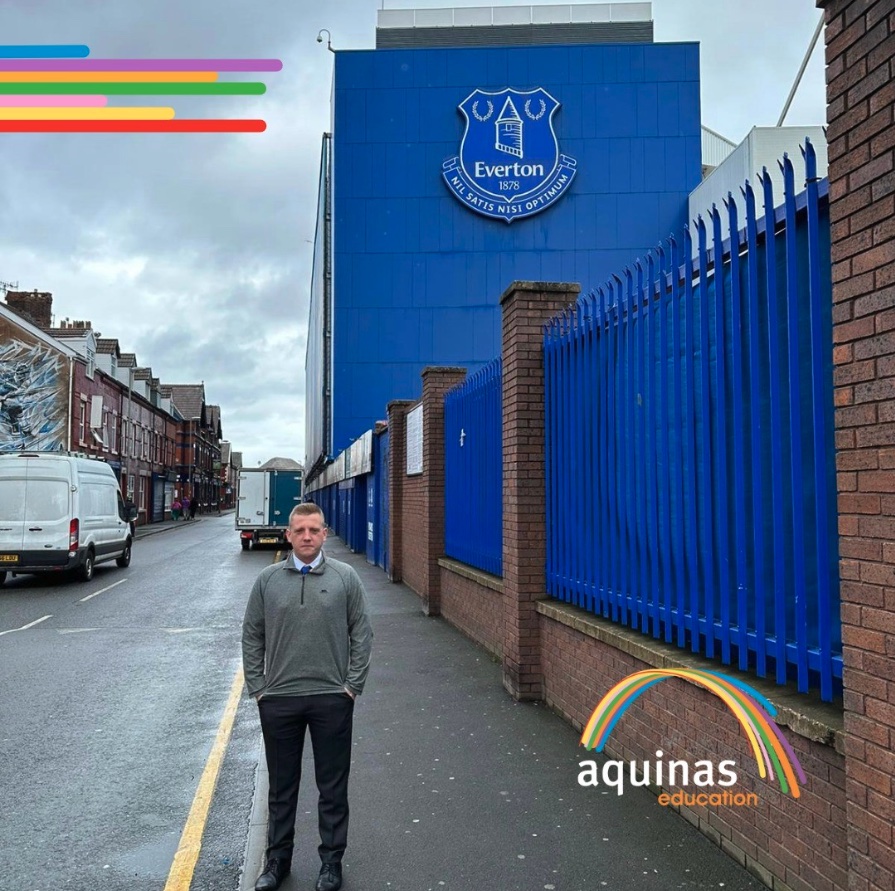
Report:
0,451,138,585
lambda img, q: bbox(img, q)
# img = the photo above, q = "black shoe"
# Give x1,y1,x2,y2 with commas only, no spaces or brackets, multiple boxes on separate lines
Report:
255,858,291,891
315,862,343,891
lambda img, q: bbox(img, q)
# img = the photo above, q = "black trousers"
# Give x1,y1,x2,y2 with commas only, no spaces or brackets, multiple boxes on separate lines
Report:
258,693,355,863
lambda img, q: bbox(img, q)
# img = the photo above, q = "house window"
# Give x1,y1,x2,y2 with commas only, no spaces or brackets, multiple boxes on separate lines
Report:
90,395,108,449
86,348,95,380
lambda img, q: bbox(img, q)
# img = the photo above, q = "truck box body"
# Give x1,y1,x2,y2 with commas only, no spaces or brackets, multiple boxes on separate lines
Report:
236,468,302,548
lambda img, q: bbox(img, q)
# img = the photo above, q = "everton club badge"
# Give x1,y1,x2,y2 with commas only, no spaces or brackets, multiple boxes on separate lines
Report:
442,87,577,223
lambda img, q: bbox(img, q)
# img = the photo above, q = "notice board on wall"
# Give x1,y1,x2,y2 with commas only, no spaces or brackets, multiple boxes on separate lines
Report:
406,404,423,475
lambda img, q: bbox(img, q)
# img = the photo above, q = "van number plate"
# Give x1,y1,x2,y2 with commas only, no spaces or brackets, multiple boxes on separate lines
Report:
259,538,279,545
0,554,18,563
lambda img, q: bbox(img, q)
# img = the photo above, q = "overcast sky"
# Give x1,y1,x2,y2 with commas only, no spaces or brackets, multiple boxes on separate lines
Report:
0,0,827,468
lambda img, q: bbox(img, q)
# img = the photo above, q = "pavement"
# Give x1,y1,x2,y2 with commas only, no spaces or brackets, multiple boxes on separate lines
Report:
236,534,766,891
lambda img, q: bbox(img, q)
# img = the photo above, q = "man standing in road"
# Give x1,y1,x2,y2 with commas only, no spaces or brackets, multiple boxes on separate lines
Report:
242,503,373,891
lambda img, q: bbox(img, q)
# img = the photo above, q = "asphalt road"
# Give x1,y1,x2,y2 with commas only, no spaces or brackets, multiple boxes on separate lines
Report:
0,514,268,891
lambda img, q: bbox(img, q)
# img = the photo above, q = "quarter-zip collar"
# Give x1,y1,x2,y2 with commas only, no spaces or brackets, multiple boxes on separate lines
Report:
280,550,327,606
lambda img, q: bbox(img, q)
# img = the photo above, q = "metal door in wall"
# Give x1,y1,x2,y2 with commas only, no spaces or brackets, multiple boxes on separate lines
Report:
151,474,165,523
378,431,389,572
338,480,351,540
366,467,376,564
352,474,367,554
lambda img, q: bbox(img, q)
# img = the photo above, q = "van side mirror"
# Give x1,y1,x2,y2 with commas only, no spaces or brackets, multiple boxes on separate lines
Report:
126,502,138,521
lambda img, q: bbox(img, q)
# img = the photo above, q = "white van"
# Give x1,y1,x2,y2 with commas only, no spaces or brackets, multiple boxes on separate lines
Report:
0,452,138,586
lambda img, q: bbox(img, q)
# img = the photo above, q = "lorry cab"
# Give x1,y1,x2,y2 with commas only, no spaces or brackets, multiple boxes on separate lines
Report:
0,452,137,586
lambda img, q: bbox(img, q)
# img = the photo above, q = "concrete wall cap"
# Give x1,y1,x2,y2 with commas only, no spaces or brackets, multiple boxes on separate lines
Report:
386,399,417,411
499,280,582,305
421,366,468,377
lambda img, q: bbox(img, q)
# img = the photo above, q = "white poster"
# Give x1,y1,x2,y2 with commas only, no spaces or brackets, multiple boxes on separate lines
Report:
406,404,423,476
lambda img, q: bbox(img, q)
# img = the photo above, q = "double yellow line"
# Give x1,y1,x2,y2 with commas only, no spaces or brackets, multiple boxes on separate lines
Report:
164,551,280,889
163,666,244,891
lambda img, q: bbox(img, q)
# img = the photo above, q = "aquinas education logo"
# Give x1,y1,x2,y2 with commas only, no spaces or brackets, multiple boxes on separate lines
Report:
577,669,807,807
442,87,577,223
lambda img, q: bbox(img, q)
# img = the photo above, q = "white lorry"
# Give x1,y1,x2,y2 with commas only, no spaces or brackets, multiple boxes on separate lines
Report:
235,466,303,550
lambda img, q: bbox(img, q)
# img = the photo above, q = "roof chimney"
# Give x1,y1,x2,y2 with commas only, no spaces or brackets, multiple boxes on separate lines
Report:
5,290,53,328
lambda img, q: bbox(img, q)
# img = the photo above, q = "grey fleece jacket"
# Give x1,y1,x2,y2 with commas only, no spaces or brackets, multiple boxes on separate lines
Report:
241,551,373,699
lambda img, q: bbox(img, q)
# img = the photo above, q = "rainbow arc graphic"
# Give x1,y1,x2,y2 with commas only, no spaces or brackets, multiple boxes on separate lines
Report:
0,44,281,132
580,668,807,798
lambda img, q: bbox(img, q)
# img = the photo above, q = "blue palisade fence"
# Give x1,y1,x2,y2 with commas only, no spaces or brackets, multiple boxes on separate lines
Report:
444,358,502,576
544,141,841,701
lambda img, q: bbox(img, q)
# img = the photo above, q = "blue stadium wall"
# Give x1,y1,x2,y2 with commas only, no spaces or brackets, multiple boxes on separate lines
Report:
325,41,702,455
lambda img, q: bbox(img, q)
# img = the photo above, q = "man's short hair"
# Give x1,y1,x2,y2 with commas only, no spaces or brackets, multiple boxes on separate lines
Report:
289,503,326,526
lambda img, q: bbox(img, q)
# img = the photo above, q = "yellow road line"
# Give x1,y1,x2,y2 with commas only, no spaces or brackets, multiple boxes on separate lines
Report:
163,665,245,891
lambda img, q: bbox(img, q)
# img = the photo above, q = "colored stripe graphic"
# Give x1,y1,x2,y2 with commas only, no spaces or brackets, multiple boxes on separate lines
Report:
0,83,265,95
0,59,282,71
0,46,279,134
0,71,219,82
0,120,266,132
0,95,108,106
580,669,806,798
0,107,175,120
0,45,89,58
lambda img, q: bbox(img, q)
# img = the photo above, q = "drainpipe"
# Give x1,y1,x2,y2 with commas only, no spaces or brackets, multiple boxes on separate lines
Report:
67,356,74,451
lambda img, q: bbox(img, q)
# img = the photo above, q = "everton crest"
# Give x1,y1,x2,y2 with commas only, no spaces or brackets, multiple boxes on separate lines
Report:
442,87,577,223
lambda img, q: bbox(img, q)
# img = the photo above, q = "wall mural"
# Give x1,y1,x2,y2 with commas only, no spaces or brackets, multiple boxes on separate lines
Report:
0,338,67,452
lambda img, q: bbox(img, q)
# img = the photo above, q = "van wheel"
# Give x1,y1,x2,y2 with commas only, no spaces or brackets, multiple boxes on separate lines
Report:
0,571,5,587
241,539,250,551
78,550,95,582
116,541,132,568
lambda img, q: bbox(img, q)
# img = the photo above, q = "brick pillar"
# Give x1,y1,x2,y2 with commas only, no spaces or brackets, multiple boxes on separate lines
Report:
500,281,581,700
386,399,414,583
819,2,895,889
420,367,468,615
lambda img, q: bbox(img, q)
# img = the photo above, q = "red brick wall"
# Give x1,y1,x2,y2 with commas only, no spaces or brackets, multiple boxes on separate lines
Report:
389,369,467,612
821,2,895,889
440,563,504,658
401,433,428,602
540,615,848,891
418,368,467,613
71,361,122,461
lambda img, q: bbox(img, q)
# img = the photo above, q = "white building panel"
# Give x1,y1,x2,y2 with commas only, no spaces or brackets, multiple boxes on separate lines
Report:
689,126,828,231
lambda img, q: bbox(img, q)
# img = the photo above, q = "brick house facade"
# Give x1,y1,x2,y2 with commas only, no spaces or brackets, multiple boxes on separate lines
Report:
2,291,229,524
